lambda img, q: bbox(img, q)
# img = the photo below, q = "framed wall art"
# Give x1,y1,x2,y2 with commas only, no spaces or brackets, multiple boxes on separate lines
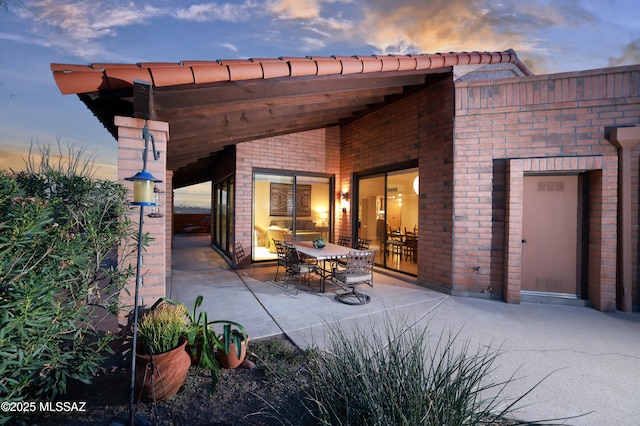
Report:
270,183,311,216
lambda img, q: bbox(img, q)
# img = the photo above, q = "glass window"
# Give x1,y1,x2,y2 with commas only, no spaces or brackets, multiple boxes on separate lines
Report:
213,176,233,255
253,172,332,261
357,167,418,275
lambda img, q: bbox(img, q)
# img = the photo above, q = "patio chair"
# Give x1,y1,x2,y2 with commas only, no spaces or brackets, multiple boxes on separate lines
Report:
356,238,371,250
273,239,291,282
233,241,247,269
332,249,376,305
337,235,352,247
283,242,317,294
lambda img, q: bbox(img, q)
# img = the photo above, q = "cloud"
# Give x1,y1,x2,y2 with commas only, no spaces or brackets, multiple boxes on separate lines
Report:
352,0,604,73
299,36,326,50
174,2,255,23
267,0,320,19
217,42,239,52
29,0,164,42
608,39,640,67
18,1,266,60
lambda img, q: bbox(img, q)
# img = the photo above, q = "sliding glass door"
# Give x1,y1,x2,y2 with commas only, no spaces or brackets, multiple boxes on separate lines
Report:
357,167,418,275
253,172,332,261
213,176,234,256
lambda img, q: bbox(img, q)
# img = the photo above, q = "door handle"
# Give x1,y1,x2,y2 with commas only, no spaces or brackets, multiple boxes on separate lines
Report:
522,239,527,243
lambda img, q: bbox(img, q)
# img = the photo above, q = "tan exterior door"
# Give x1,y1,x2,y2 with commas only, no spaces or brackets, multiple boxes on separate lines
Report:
522,175,578,295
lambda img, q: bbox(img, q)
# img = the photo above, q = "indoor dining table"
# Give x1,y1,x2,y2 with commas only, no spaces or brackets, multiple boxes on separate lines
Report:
293,241,354,292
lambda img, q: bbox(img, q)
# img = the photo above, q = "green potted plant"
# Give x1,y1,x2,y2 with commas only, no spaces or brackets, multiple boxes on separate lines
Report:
134,302,191,402
158,295,249,393
211,320,250,369
313,237,326,248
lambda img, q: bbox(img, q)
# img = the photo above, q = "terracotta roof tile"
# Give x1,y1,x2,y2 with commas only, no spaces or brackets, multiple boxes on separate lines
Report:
217,59,253,65
138,62,181,68
150,66,195,87
412,55,432,70
260,60,290,79
228,62,263,80
50,50,533,95
312,57,342,75
104,67,152,89
91,63,140,69
190,63,229,84
180,60,219,66
454,53,471,66
442,53,459,67
427,54,446,68
397,56,417,71
286,58,318,76
51,64,106,95
356,56,383,73
467,52,482,65
334,56,363,74
51,63,96,72
375,56,400,72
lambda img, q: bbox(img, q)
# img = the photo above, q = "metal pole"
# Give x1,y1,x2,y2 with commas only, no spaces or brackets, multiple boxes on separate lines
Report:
128,204,145,425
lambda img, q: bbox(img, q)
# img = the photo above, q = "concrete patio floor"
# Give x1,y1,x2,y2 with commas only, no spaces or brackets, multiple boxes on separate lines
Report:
168,235,640,425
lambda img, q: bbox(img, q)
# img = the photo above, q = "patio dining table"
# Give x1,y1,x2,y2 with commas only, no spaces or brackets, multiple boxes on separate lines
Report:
293,241,354,292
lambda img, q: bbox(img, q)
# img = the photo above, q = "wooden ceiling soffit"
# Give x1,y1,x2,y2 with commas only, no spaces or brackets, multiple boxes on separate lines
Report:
167,105,360,153
158,86,400,122
173,163,214,188
78,91,134,139
165,93,390,138
167,117,350,170
152,72,429,110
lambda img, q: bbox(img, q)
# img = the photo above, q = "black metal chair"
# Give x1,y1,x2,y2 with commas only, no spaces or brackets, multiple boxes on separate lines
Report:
273,239,290,282
332,250,376,305
337,235,352,247
233,241,247,269
283,242,316,294
357,238,371,250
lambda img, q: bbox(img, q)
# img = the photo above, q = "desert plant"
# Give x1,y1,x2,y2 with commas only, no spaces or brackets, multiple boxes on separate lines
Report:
312,237,326,248
288,317,544,426
156,295,248,393
137,303,188,355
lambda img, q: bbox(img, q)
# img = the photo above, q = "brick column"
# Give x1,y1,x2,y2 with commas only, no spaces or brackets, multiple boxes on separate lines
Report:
607,125,640,312
116,116,169,320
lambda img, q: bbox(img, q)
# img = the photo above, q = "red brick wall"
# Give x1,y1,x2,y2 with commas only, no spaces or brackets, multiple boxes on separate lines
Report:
116,117,169,320
455,65,640,310
234,128,341,256
341,76,456,289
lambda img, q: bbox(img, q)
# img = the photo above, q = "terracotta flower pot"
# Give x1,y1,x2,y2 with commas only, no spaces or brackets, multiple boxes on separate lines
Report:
216,336,249,369
186,333,204,366
135,336,191,403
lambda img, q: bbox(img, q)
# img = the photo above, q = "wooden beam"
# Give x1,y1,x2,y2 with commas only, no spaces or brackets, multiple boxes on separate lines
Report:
132,80,154,120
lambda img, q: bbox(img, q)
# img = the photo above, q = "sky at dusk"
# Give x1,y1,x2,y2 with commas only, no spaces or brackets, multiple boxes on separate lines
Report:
1,0,639,206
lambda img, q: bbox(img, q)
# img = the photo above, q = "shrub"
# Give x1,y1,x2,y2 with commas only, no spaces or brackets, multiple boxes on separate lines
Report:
289,318,538,426
0,145,138,424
